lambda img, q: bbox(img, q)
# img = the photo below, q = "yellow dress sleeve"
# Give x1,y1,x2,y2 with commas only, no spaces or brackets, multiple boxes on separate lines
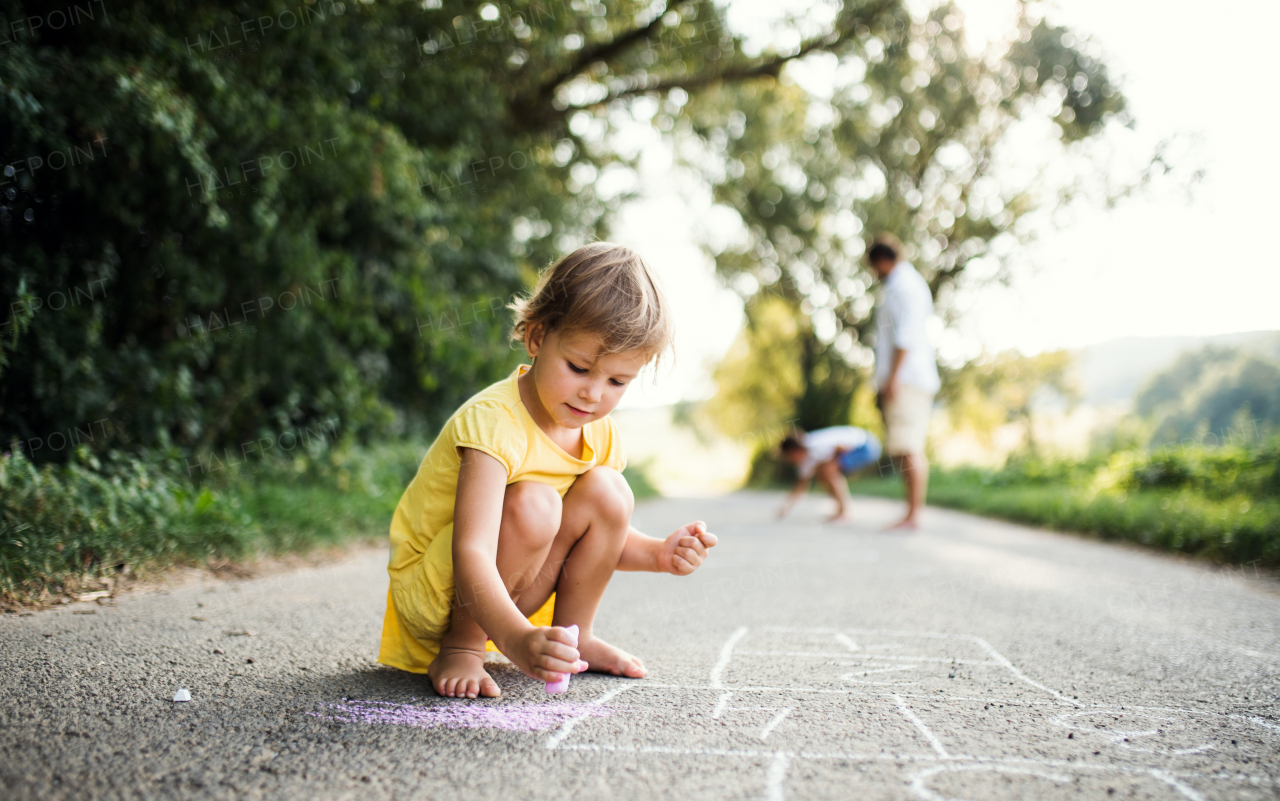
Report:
600,415,627,472
451,401,527,479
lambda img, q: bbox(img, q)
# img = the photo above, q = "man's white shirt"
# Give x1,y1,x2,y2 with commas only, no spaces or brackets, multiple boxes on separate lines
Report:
874,261,941,393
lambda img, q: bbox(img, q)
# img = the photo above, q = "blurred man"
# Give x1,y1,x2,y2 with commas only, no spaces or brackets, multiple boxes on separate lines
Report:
868,234,940,530
776,426,882,523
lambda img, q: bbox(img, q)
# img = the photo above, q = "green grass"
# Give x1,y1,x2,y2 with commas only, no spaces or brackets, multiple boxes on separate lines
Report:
850,468,1280,567
1,443,663,604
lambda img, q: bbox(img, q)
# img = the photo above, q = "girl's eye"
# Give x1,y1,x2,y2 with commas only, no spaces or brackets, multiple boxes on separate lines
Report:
567,362,588,374
609,379,627,387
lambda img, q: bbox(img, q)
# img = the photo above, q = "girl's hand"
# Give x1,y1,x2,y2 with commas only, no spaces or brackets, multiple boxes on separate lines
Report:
657,521,717,576
504,625,587,683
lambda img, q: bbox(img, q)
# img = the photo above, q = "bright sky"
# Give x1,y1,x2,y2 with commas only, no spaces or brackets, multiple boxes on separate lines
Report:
615,0,1280,408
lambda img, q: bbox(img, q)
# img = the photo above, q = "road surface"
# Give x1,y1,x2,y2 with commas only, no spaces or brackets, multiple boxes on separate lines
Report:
2,493,1278,800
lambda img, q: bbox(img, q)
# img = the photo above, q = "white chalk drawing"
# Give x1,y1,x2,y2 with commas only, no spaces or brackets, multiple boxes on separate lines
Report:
542,626,1279,801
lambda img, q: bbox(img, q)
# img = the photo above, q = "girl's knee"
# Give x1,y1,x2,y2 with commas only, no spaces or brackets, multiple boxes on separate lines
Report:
576,466,634,524
503,481,562,545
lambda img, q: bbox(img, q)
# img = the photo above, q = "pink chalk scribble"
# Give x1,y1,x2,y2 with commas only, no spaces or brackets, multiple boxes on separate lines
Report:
312,699,610,732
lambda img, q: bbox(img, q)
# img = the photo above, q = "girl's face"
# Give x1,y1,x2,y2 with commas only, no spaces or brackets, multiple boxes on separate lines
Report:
524,327,647,430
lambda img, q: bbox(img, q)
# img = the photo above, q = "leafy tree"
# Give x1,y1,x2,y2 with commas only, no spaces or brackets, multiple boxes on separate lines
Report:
0,0,607,463
701,295,803,439
681,1,1127,429
0,0,1129,469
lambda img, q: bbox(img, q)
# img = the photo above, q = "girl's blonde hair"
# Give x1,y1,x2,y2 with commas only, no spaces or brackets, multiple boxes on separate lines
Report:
510,242,673,364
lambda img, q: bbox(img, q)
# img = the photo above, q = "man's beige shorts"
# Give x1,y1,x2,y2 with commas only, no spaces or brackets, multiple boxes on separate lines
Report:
884,385,935,455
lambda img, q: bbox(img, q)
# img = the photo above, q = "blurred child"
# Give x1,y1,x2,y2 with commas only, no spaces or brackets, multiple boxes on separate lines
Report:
379,243,718,699
776,426,882,523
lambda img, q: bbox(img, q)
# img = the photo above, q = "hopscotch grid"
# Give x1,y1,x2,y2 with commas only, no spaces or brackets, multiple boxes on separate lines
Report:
737,651,1001,666
632,681,1080,706
630,683,1280,723
755,626,1071,702
553,741,1280,787
542,627,1276,799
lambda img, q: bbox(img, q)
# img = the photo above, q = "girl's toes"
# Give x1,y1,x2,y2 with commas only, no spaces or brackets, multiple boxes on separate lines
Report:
625,659,647,678
463,679,478,699
480,677,501,698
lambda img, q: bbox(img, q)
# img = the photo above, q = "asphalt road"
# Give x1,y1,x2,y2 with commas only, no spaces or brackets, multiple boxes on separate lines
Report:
2,493,1278,800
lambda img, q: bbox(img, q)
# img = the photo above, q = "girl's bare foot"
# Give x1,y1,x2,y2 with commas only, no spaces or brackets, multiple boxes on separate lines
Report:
825,509,852,523
578,634,647,678
427,646,501,699
884,515,920,532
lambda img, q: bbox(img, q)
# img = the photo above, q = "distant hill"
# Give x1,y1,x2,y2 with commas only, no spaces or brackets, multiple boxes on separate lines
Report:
1075,330,1280,405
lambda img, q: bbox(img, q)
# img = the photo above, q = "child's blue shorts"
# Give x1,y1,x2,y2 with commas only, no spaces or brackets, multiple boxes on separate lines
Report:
837,435,882,475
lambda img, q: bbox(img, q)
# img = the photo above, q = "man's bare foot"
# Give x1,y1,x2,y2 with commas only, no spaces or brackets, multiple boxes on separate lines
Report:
427,647,501,699
577,634,647,678
884,516,920,532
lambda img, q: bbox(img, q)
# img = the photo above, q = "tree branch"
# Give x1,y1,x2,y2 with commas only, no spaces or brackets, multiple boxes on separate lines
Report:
526,0,897,122
518,1,678,123
570,17,876,110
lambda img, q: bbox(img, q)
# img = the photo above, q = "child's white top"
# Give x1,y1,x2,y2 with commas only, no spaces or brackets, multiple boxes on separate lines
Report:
799,426,870,479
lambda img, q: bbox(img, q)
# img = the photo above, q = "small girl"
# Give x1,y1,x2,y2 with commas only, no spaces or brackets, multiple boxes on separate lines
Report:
379,242,718,698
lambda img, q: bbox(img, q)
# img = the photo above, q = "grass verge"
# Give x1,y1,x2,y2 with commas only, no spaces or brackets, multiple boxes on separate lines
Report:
2,444,662,607
850,468,1280,567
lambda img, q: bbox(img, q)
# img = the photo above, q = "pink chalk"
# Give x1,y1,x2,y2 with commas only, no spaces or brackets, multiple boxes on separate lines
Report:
544,624,580,694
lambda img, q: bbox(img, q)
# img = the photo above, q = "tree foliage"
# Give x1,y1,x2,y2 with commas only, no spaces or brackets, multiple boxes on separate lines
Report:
1,0,1127,466
0,0,594,461
684,2,1126,429
1135,346,1280,444
938,348,1080,453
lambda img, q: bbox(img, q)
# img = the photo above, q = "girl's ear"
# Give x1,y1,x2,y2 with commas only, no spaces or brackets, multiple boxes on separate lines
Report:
524,322,545,359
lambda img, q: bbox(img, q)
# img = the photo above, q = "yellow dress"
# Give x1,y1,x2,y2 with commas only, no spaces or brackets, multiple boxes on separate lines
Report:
377,364,627,673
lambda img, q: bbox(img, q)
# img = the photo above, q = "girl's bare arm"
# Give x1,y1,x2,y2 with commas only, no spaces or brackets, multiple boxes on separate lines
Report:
451,448,536,651
617,522,716,574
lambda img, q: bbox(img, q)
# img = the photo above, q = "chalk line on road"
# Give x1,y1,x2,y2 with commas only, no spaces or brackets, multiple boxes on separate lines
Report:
758,708,792,741
545,685,631,750
764,751,790,801
710,691,733,720
760,625,1072,703
572,625,1276,800
710,626,748,689
1149,768,1210,801
894,694,950,758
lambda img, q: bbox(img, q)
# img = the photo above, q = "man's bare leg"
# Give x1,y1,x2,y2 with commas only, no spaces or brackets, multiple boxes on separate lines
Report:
887,452,927,530
815,460,852,523
428,481,562,698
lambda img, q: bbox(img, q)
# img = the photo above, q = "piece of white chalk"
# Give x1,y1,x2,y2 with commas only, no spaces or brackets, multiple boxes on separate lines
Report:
544,625,579,694
173,688,192,702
